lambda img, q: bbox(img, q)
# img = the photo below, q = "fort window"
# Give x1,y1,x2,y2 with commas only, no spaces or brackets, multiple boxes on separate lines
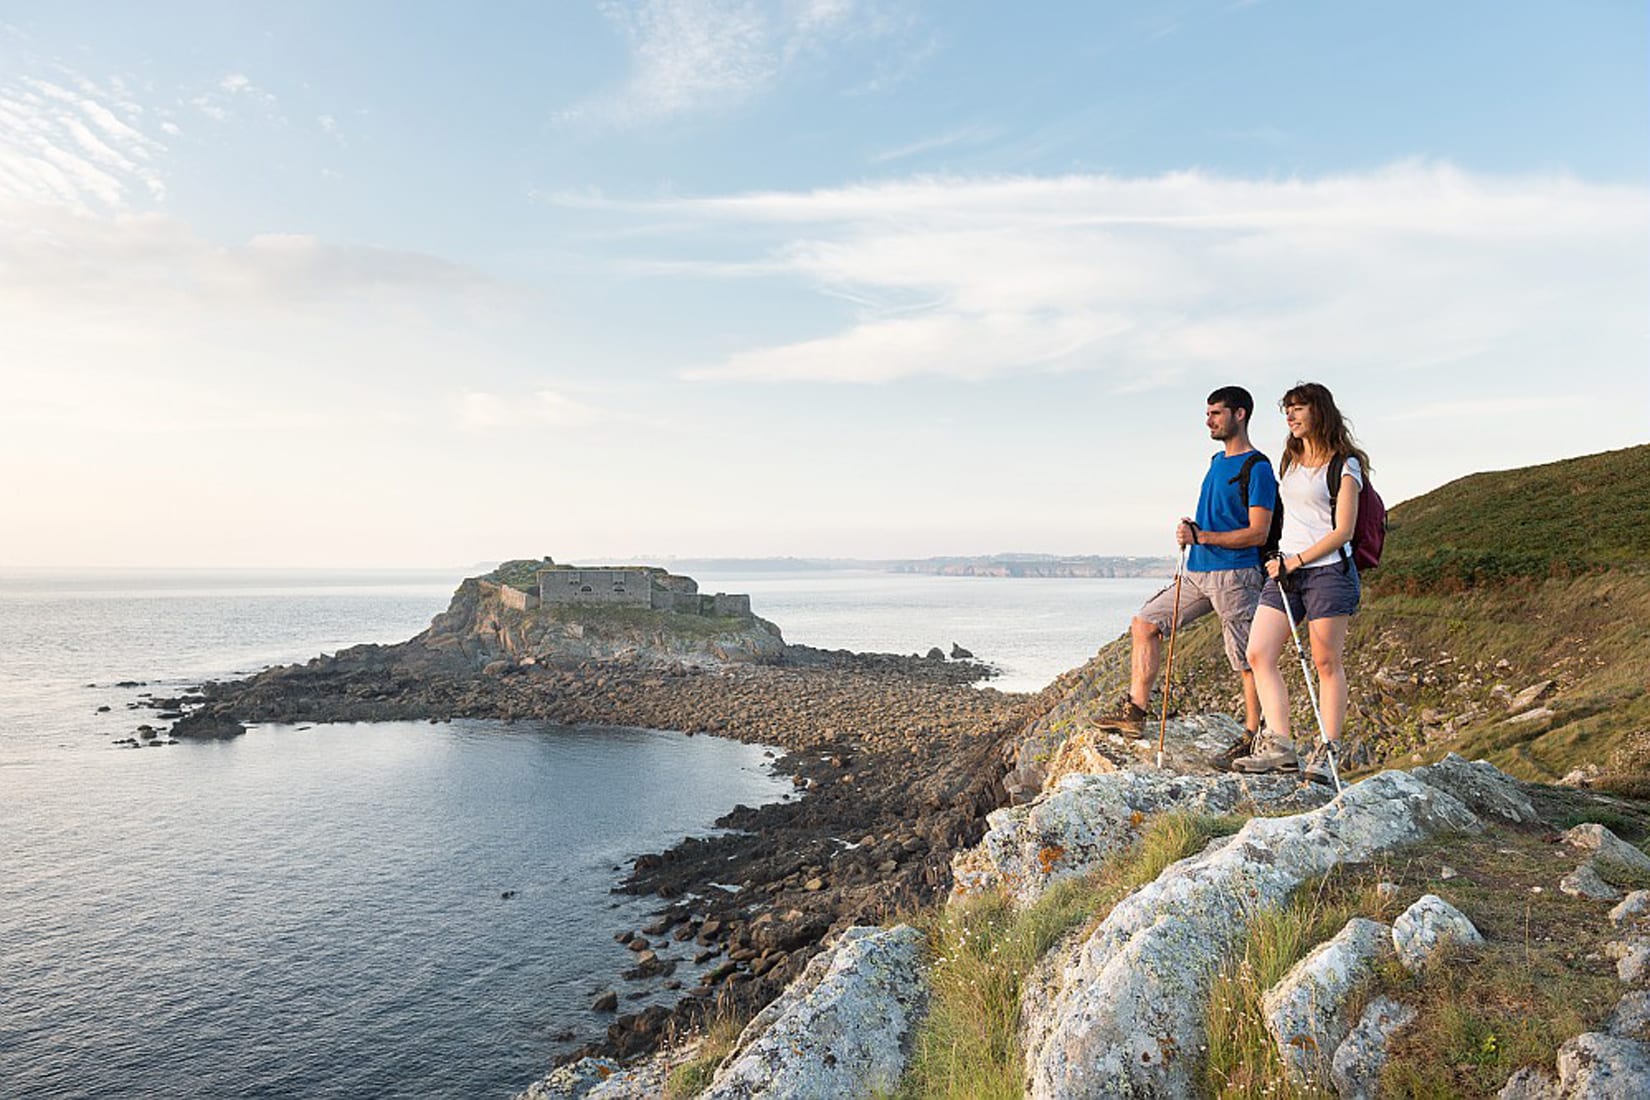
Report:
579,585,593,593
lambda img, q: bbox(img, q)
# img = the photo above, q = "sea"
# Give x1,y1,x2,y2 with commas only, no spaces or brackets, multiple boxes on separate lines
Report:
0,568,1164,1098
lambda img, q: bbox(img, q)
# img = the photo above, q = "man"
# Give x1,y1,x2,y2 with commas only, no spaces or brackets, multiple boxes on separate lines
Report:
1096,386,1277,767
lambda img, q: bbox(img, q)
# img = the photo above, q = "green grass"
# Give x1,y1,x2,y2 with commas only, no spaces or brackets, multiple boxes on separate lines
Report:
663,1013,747,1099
1371,443,1650,594
1202,872,1367,1098
897,813,1244,1100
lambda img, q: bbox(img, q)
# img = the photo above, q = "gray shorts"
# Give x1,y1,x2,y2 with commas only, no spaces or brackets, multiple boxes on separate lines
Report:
1136,567,1264,672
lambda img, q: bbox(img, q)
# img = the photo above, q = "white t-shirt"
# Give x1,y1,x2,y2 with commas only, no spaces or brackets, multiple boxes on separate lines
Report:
1278,456,1363,569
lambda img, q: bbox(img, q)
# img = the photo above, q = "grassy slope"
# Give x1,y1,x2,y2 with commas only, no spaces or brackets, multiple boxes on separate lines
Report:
1064,444,1650,786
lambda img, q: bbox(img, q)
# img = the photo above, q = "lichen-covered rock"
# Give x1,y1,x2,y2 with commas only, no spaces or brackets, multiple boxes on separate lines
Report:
1553,1030,1650,1096
1615,940,1650,986
951,769,1330,906
701,924,927,1099
1564,861,1624,902
1392,894,1484,972
1563,825,1650,881
1411,753,1540,824
1604,990,1650,1041
1331,995,1418,1100
1498,1065,1557,1099
515,1058,622,1099
1022,770,1480,1099
1043,713,1256,788
1610,891,1650,929
1262,918,1394,1087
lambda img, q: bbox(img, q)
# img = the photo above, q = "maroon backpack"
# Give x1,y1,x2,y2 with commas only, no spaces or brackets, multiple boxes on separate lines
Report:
1328,454,1386,570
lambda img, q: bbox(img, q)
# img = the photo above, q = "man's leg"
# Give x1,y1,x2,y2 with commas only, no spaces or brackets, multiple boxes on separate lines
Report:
1240,669,1260,734
1128,616,1162,711
1098,580,1211,735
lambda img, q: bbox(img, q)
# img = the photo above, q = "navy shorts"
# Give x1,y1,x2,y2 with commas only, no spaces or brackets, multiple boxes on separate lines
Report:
1258,561,1361,622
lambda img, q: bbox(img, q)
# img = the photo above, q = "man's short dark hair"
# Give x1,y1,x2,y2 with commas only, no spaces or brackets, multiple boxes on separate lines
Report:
1206,386,1254,420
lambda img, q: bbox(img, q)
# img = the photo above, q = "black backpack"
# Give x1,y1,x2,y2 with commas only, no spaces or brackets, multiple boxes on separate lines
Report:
1228,453,1280,559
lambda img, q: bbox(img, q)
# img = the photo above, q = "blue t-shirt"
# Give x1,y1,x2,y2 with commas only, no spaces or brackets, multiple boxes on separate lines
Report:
1189,450,1278,572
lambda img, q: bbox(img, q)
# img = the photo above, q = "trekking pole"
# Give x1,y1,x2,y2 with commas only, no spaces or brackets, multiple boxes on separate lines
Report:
1156,544,1189,769
1275,561,1342,793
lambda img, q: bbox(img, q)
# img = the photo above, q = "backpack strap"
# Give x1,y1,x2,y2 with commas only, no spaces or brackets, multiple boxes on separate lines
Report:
1228,452,1266,510
1327,454,1351,573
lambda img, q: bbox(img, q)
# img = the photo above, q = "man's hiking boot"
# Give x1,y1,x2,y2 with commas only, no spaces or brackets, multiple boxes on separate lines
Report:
1232,744,1299,775
1210,730,1257,772
1303,744,1340,788
1094,697,1150,739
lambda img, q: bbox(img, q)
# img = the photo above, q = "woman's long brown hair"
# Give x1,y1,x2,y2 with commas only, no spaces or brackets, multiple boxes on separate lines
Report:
1278,381,1371,477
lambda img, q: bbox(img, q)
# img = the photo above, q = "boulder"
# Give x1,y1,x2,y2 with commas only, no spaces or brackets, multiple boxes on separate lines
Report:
1615,940,1650,985
1508,680,1556,712
1392,894,1484,972
1411,753,1540,824
1604,990,1650,1041
950,643,974,660
1331,995,1418,1100
700,925,928,1099
1611,892,1650,930
1563,862,1623,902
1497,1066,1557,1099
1262,918,1394,1087
515,1058,622,1099
1022,770,1480,1098
1564,825,1650,881
1554,1030,1650,1096
951,768,1329,906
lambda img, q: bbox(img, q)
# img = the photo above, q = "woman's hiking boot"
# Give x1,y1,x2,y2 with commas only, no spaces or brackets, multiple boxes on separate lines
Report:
1094,697,1149,739
1302,744,1339,787
1232,741,1299,775
1210,730,1257,772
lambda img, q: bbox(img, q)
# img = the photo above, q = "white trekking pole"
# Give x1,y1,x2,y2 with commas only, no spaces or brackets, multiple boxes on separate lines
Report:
1276,563,1342,793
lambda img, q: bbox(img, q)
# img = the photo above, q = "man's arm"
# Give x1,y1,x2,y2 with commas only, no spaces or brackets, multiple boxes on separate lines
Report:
1179,506,1273,550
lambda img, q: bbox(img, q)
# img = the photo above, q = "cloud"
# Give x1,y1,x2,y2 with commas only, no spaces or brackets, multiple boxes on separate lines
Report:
868,124,1000,165
0,71,167,209
544,163,1649,386
563,0,908,126
0,203,494,308
459,389,599,429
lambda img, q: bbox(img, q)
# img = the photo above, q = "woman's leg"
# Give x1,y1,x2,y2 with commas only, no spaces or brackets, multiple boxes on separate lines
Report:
1307,614,1351,741
1245,605,1293,743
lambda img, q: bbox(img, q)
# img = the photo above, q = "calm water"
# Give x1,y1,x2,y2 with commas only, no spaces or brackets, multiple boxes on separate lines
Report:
0,568,1158,1098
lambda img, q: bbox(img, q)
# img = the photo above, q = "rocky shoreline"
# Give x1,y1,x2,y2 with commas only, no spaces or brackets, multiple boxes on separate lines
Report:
141,627,1032,1065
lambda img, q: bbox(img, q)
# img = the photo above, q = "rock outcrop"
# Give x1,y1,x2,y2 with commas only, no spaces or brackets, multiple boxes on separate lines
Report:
699,924,928,1099
1019,770,1482,1098
951,767,1330,906
1263,917,1395,1088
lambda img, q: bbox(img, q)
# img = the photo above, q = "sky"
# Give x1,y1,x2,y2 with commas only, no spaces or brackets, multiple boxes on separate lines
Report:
2,1,1646,568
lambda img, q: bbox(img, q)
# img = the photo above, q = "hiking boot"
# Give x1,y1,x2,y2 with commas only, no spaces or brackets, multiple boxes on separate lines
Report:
1210,730,1257,772
1303,744,1340,788
1094,697,1149,739
1231,744,1299,774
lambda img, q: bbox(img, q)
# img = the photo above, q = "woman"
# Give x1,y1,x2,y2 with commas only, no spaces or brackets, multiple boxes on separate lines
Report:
1234,382,1369,785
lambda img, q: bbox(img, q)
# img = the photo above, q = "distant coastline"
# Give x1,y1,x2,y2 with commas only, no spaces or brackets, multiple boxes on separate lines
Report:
651,554,1176,579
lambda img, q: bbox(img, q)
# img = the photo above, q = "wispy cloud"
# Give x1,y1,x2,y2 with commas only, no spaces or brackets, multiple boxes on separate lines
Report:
542,163,1649,386
562,0,912,126
0,69,167,209
868,124,1000,165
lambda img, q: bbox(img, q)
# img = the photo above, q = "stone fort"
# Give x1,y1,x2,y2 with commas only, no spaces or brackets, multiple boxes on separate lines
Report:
531,564,753,619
